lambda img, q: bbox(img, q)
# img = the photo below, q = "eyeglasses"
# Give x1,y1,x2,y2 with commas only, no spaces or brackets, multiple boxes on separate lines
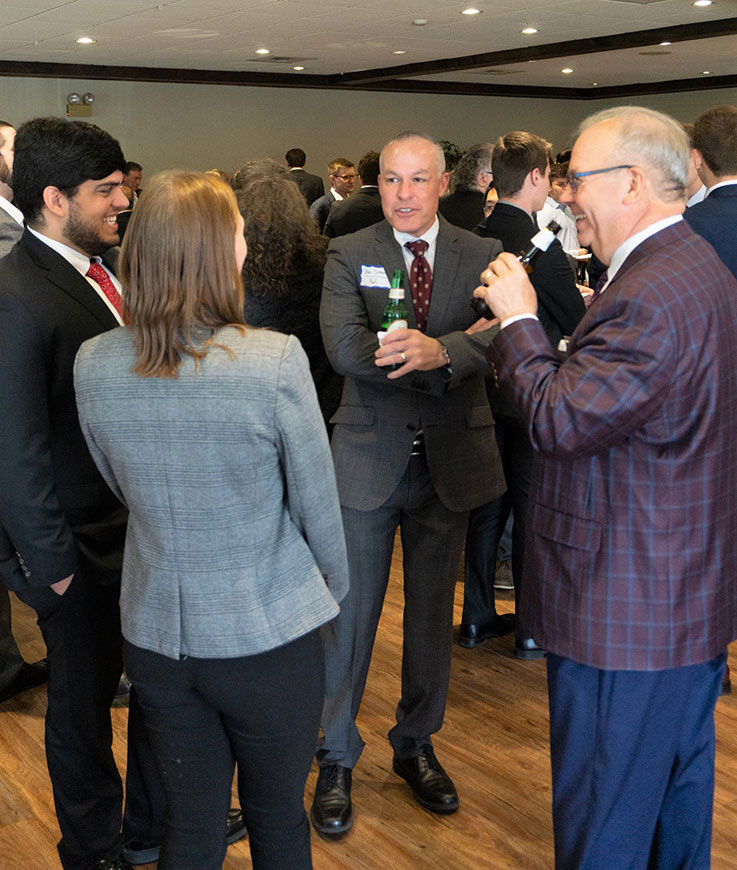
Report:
333,173,356,181
565,165,633,193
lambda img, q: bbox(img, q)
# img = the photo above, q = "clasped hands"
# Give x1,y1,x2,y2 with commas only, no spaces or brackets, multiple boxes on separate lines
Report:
472,252,538,322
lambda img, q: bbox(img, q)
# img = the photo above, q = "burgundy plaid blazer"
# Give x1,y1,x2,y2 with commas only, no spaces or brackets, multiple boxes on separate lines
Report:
489,220,737,670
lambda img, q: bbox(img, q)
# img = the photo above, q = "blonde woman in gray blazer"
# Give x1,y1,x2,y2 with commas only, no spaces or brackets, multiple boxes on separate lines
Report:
74,170,348,870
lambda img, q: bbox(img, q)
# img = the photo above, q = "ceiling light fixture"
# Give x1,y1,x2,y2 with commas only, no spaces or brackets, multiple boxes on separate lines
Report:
255,48,270,55
561,68,574,74
703,70,711,74
393,50,408,54
521,27,538,35
412,18,429,26
692,0,712,6
592,82,598,86
76,36,96,44
293,65,304,70
461,8,482,15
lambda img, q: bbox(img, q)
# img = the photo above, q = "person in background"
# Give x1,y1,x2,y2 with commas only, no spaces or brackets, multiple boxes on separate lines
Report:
74,169,348,870
285,148,324,205
536,162,580,254
482,183,498,219
310,158,355,232
438,142,494,230
235,161,343,429
324,150,383,238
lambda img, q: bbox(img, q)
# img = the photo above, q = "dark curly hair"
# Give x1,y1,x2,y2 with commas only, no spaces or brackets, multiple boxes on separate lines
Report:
235,170,326,297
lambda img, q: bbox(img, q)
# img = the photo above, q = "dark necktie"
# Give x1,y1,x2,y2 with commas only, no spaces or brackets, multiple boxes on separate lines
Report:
405,239,432,333
86,259,127,323
592,269,609,300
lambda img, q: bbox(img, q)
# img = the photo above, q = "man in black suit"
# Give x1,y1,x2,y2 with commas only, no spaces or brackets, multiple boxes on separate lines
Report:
310,157,355,232
0,118,52,705
324,150,384,238
461,131,585,658
438,142,493,231
685,105,737,279
0,117,164,870
285,147,324,205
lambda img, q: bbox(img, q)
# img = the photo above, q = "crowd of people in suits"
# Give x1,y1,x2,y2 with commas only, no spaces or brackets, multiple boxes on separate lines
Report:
1,102,737,870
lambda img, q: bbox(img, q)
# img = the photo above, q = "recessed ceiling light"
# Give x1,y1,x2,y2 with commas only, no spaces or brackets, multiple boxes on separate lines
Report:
521,27,538,35
293,65,304,71
562,68,574,74
692,0,712,6
393,50,408,54
461,8,482,15
703,70,711,74
76,36,96,44
659,41,672,46
255,48,270,55
412,18,429,26
592,82,598,86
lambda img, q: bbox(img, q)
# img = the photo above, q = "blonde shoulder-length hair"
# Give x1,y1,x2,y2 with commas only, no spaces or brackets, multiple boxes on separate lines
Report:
120,169,246,378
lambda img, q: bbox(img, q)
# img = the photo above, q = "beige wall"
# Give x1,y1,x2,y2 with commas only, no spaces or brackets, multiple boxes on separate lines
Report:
1,75,736,185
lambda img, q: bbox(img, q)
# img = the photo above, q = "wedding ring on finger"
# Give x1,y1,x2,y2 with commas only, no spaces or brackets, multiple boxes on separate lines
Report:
400,352,406,362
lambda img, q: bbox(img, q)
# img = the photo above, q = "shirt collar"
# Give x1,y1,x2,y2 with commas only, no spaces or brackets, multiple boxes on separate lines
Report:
330,187,344,201
603,214,683,291
0,195,23,226
392,215,439,248
705,179,737,197
27,226,101,279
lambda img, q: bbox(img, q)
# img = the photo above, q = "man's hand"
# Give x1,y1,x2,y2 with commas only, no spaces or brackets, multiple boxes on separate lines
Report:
375,328,447,379
473,252,538,322
50,574,73,596
465,315,500,335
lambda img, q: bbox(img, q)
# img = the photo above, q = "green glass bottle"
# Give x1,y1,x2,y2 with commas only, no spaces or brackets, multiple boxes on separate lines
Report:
380,269,408,332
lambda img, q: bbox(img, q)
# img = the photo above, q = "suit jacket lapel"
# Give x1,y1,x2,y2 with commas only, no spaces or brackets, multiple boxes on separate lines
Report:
373,220,417,329
609,221,690,290
21,230,120,330
426,215,463,335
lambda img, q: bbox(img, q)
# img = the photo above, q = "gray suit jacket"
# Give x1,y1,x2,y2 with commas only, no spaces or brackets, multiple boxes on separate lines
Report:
320,215,505,512
0,204,22,259
74,327,349,660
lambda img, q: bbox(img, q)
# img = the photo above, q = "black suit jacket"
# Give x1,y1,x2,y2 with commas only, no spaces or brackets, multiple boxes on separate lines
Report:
310,190,336,233
324,186,384,238
438,189,485,231
684,184,737,280
475,202,585,347
290,168,325,206
0,230,126,593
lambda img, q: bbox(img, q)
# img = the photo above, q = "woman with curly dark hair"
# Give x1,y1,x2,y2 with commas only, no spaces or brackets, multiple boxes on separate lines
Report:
235,161,342,428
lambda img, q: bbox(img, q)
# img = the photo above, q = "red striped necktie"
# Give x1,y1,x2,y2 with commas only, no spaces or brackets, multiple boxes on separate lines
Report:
86,259,127,323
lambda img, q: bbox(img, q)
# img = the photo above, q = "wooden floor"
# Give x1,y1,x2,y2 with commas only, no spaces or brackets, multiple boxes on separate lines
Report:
2,540,737,869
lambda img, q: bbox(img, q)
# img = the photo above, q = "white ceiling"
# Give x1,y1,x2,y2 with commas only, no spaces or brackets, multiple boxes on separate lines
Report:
0,0,735,92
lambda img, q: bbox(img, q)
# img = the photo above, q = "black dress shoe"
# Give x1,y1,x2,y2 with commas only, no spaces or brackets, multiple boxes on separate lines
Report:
310,764,353,839
124,807,247,864
515,637,545,660
94,857,133,870
392,745,459,814
458,613,515,648
0,658,49,704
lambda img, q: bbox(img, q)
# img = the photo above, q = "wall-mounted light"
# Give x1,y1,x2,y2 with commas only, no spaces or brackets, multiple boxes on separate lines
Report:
67,91,95,116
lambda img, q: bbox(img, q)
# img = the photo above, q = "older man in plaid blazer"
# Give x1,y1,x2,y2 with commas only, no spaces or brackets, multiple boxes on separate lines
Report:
475,107,737,870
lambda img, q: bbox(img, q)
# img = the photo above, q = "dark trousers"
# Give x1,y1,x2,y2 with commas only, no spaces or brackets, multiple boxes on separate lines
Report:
0,583,24,690
124,629,324,870
462,415,533,636
16,571,163,870
547,652,726,870
318,453,468,768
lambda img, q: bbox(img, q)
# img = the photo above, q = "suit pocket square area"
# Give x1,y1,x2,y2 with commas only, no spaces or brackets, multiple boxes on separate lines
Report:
533,503,601,552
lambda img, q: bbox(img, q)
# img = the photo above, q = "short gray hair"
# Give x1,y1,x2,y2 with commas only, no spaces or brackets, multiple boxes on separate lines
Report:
450,143,494,193
577,106,688,202
380,131,446,176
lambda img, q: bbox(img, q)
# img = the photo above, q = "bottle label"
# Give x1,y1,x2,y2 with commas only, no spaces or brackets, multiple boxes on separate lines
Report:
529,227,556,252
377,319,408,342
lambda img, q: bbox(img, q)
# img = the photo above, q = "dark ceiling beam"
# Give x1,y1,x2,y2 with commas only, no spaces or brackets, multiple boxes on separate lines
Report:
331,17,737,86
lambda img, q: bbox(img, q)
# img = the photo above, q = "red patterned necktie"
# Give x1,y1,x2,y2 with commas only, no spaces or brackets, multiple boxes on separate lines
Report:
405,239,433,333
86,260,127,323
592,269,609,300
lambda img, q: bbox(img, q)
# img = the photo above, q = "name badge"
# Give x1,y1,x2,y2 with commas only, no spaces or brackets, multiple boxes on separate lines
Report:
360,265,391,289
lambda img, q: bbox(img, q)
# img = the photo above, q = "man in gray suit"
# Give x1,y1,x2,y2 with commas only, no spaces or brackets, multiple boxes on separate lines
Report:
0,120,23,258
313,131,504,838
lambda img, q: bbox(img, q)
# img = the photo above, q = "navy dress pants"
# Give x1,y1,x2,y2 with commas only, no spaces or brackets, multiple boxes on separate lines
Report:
547,652,726,870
